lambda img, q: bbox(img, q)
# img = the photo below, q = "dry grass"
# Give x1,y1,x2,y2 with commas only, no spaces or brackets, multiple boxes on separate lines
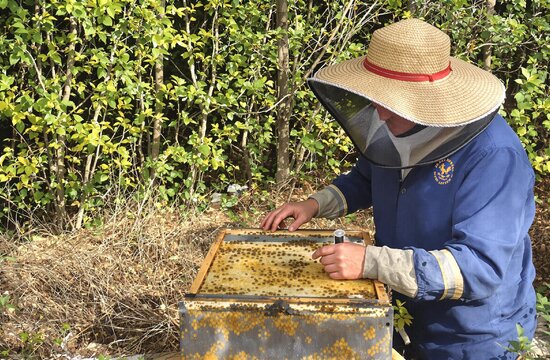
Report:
0,200,232,358
0,178,547,358
0,184,374,359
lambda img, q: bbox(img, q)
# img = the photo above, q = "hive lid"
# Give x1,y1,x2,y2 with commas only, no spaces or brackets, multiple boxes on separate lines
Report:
186,228,388,304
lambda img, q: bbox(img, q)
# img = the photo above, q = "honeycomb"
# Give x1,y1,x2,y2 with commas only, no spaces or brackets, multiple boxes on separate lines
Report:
199,238,376,299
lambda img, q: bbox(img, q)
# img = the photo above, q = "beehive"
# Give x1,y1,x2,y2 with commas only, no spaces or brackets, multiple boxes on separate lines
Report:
180,228,393,359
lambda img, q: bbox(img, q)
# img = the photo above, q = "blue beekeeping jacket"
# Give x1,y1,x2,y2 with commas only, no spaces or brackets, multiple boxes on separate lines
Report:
331,115,537,359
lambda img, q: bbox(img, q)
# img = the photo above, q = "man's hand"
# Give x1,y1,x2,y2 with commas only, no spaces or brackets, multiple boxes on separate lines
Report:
312,243,366,280
260,198,319,232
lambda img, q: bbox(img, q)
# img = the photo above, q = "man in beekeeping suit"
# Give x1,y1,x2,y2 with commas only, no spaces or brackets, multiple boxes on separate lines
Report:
261,18,537,359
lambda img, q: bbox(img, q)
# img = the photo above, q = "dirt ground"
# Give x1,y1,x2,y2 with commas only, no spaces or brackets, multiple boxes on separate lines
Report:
0,179,549,358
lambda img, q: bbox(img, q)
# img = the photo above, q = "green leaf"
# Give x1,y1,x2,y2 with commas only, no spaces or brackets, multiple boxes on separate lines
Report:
514,92,525,103
102,16,113,27
197,144,210,156
106,5,116,18
15,121,24,133
33,191,43,201
9,53,19,66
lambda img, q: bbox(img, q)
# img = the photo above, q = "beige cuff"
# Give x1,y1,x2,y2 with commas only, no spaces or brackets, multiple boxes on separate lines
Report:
363,245,418,298
308,185,347,219
429,249,464,300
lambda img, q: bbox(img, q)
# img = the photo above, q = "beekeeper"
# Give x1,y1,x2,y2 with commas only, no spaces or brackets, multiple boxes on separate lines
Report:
261,18,536,359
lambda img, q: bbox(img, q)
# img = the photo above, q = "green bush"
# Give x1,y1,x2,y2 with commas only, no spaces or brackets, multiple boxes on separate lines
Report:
0,0,548,229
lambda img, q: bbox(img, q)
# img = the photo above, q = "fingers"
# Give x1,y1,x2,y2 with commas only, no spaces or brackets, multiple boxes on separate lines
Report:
312,247,340,274
260,209,275,229
311,245,336,260
260,199,318,232
328,272,346,280
313,243,366,280
271,208,294,231
319,254,336,265
260,202,312,232
321,261,350,279
323,263,340,273
288,214,308,232
260,206,290,231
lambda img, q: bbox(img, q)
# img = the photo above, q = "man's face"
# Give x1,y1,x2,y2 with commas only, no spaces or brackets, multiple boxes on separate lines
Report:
374,104,416,136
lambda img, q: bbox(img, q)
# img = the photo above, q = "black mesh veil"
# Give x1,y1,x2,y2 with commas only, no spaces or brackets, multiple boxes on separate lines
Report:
308,80,496,169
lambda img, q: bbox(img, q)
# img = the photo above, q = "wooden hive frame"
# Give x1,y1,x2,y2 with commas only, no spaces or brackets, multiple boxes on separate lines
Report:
187,228,389,304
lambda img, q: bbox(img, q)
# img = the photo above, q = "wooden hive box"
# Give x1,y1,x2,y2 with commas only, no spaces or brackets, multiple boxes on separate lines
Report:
180,228,393,359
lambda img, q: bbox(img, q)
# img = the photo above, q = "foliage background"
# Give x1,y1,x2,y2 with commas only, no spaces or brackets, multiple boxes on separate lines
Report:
0,0,548,231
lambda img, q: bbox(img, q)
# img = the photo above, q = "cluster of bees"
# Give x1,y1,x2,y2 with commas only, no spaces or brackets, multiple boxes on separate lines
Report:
199,239,376,299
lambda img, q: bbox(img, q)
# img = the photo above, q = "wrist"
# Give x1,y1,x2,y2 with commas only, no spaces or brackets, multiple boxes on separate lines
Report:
362,245,381,279
305,198,320,217
308,185,347,219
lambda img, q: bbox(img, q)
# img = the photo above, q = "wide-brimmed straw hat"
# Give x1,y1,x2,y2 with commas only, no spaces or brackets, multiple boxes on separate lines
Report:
310,18,505,127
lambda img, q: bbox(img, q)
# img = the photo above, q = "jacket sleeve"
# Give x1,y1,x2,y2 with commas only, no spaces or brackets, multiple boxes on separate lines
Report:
309,156,373,219
363,148,535,301
411,147,535,301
